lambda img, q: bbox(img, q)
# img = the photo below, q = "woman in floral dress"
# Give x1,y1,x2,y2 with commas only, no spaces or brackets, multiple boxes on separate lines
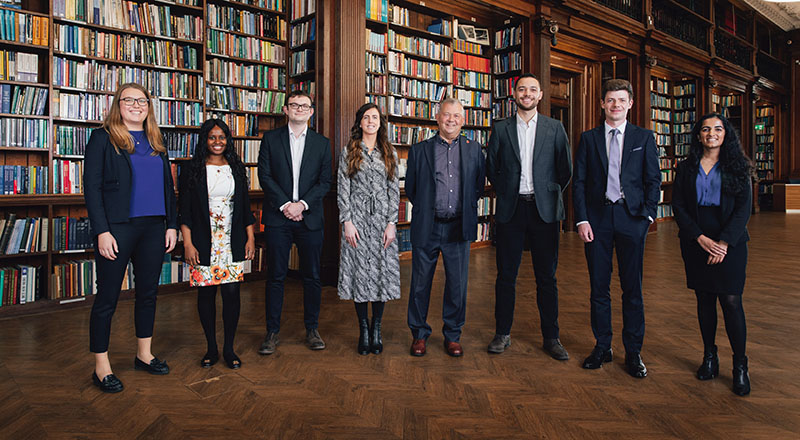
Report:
338,103,401,355
179,119,255,369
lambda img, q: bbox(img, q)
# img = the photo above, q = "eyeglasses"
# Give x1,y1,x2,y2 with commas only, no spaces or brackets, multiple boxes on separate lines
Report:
287,102,312,111
120,97,150,107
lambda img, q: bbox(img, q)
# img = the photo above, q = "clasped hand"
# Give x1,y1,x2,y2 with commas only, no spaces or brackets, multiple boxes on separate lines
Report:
283,202,304,221
697,234,728,265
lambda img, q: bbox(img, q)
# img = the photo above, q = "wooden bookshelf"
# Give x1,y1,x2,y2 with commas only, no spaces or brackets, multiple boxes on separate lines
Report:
754,103,775,210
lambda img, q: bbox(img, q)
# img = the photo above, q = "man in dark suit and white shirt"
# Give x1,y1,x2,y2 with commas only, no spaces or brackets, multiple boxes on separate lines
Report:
405,98,486,357
573,79,661,378
257,90,332,354
485,73,573,359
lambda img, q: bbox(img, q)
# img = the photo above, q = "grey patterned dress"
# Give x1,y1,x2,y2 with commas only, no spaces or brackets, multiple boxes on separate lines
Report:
337,142,401,302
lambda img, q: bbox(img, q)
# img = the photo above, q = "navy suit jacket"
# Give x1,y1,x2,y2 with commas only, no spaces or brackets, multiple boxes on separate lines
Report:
257,126,332,231
83,128,177,237
573,123,661,224
405,134,485,247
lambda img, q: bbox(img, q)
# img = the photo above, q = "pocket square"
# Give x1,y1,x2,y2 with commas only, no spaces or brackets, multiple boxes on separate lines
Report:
631,146,643,152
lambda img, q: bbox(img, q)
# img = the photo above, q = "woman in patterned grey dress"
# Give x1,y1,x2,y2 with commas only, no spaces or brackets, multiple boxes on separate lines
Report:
338,103,400,355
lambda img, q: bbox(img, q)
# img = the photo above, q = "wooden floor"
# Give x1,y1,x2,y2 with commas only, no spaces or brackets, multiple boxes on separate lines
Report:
1,213,799,439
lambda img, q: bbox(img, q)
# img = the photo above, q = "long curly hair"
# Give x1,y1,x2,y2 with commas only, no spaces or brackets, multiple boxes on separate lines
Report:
345,103,396,180
186,119,247,190
103,83,165,155
683,112,754,195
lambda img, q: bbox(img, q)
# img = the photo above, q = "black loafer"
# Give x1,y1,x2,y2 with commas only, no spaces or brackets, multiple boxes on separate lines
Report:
200,352,219,368
625,352,648,378
224,353,242,370
134,356,170,375
582,347,613,369
92,372,124,393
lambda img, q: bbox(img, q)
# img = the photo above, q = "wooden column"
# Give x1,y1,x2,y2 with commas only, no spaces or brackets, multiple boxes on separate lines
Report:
790,30,800,178
531,7,553,116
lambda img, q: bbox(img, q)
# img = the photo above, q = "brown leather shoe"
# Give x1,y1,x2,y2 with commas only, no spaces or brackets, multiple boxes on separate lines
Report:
445,341,463,357
410,339,426,356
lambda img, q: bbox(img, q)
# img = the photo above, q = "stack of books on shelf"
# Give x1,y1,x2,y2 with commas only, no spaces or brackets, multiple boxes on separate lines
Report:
0,9,49,45
0,165,48,194
366,0,388,22
0,265,41,306
0,214,48,254
52,159,84,194
0,117,48,149
0,50,38,82
51,217,92,251
51,259,97,300
0,84,48,115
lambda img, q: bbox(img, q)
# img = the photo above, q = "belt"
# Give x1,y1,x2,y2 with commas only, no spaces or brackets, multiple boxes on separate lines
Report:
434,215,462,224
604,198,625,206
518,193,535,202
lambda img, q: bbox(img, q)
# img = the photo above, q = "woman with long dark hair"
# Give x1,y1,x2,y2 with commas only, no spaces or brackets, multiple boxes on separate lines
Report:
179,119,256,369
337,103,400,355
84,83,178,393
672,112,754,396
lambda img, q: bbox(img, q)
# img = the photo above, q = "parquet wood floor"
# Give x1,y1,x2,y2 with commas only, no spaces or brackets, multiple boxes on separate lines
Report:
1,213,799,439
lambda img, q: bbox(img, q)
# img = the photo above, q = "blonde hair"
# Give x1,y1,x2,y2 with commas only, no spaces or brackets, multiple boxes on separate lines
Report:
103,83,165,155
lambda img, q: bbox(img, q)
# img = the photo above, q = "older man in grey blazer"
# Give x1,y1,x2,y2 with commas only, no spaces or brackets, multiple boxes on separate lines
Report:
485,73,572,358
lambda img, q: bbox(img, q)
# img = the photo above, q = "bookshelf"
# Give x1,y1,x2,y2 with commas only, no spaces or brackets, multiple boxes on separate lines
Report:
711,88,743,139
754,103,775,210
289,0,318,128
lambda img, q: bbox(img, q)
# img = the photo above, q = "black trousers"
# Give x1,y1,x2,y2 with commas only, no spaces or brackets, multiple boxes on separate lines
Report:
264,221,323,333
585,202,650,353
89,216,166,353
494,197,561,338
407,219,470,342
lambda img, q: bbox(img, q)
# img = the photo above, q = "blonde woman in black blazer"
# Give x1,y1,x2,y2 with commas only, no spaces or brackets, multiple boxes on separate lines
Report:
84,83,178,393
672,113,753,396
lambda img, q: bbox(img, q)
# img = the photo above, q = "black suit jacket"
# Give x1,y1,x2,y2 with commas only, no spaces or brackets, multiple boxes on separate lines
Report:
405,135,485,247
573,123,661,223
84,128,177,237
257,126,332,231
486,114,572,224
178,166,256,266
671,160,751,246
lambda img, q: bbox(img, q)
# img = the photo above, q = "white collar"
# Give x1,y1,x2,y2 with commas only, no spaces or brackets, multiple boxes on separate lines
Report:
604,120,627,135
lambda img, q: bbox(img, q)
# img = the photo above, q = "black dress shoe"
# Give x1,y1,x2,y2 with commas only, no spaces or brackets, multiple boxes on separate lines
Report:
543,338,569,361
732,355,750,396
357,318,370,355
582,347,612,369
224,352,242,370
92,372,124,393
696,346,719,380
134,356,170,375
625,352,648,378
200,352,219,368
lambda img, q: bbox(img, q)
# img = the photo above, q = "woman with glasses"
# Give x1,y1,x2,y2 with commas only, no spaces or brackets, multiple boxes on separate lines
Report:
672,113,754,396
337,103,400,355
84,83,178,393
179,119,255,370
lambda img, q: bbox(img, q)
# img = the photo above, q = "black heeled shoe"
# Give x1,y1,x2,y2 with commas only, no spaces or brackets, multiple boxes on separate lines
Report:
696,346,719,380
200,351,219,368
134,356,170,375
92,372,124,393
357,318,370,355
370,317,383,355
224,352,242,370
732,355,751,396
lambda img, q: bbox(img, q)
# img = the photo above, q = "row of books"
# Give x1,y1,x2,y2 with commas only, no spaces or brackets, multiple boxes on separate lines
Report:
454,39,486,56
52,159,84,194
461,128,489,146
756,106,774,117
754,152,774,161
398,200,412,223
0,265,40,305
208,3,287,41
54,57,202,100
477,196,494,216
209,112,259,137
651,109,671,121
653,122,671,135
654,133,671,146
0,9,49,45
388,53,451,82
0,50,38,82
366,28,386,53
651,78,670,94
455,70,491,91
464,108,491,127
492,99,517,121
659,157,677,170
675,97,695,109
54,24,200,70
53,0,204,42
235,139,261,164
657,204,673,218
0,118,48,149
0,84,48,116
493,52,521,74
494,25,521,50
388,123,436,145
52,259,95,299
165,132,198,159
388,96,438,120
661,168,674,182
205,58,286,90
713,94,741,106
365,94,386,111
0,165,48,194
207,29,286,64
0,215,48,254
673,83,696,96
754,125,774,135
388,76,448,102
291,80,316,100
476,221,491,242
154,99,203,126
290,17,315,48
206,85,286,114
366,52,386,74
755,116,775,126
365,0,388,23
366,74,386,94
494,76,518,97
54,125,94,156
52,90,113,121
650,94,671,108
673,111,695,123
244,167,262,191
755,161,774,171
388,29,451,61
756,134,775,144
674,123,692,135
289,49,314,76
453,52,490,74
51,216,92,251
675,144,690,156
396,227,411,252
290,0,315,21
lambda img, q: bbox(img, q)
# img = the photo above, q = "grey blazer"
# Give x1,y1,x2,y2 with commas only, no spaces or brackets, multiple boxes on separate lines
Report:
486,114,572,224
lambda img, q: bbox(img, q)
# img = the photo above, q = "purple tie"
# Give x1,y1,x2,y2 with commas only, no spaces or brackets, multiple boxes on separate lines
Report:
606,128,621,202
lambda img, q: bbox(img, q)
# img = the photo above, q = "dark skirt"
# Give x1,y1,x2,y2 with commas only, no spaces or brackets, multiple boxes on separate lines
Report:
679,206,747,295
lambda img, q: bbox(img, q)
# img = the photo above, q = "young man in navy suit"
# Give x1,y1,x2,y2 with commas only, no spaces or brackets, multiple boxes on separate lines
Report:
257,91,332,354
573,79,661,378
405,98,486,357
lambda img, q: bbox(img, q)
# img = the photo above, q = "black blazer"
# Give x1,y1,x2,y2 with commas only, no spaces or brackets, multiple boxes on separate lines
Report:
672,160,751,247
257,126,332,231
486,115,572,224
178,165,256,266
84,128,177,237
405,135,485,247
573,123,661,223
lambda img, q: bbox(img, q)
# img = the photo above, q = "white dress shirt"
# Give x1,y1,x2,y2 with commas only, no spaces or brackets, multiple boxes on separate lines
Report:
516,112,538,194
279,125,309,212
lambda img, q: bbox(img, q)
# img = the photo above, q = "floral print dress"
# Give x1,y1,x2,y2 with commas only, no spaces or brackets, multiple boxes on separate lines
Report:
190,164,245,287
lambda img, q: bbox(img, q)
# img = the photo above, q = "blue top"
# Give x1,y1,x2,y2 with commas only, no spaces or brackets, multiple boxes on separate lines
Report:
434,135,461,218
128,130,166,218
696,162,721,207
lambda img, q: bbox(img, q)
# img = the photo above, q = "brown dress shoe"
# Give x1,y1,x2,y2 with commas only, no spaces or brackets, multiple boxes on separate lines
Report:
445,341,463,357
410,338,426,356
